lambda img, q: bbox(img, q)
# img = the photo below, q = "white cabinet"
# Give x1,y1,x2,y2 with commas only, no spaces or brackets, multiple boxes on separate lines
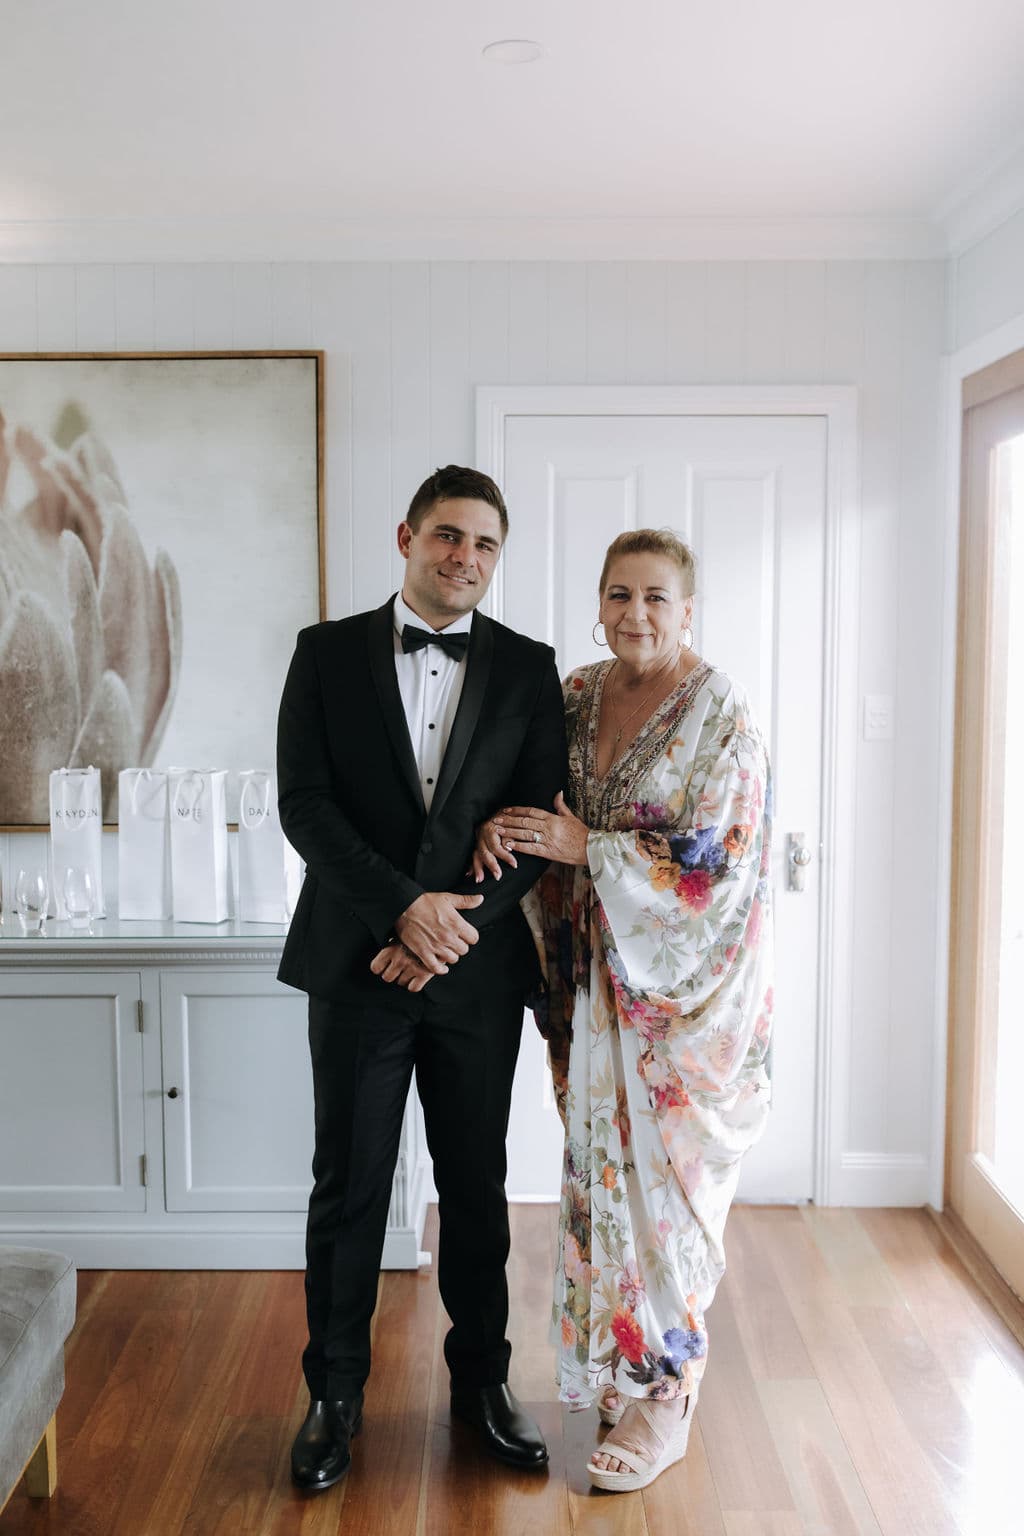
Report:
0,972,145,1215
159,969,313,1213
0,925,428,1270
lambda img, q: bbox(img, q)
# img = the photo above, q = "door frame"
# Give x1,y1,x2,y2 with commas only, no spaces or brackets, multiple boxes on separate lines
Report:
937,313,1024,1213
477,383,859,1206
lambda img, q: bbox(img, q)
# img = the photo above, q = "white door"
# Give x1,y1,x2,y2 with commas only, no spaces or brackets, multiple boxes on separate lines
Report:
498,413,826,1203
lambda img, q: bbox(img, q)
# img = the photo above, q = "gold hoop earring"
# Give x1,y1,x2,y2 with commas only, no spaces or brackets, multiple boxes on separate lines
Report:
592,621,609,647
682,626,694,650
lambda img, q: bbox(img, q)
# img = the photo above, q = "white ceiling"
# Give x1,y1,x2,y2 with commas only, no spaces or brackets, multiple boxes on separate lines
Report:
2,0,1023,260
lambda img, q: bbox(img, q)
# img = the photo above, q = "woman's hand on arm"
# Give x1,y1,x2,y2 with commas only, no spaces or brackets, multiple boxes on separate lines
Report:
491,791,590,867
469,818,520,882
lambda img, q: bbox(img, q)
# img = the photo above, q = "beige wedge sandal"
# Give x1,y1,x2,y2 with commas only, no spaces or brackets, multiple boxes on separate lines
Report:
588,1388,697,1493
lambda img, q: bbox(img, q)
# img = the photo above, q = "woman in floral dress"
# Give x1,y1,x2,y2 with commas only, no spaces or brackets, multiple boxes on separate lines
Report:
474,529,773,1492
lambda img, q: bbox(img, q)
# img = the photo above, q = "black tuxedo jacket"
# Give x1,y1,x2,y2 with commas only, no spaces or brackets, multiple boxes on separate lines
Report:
276,597,568,1002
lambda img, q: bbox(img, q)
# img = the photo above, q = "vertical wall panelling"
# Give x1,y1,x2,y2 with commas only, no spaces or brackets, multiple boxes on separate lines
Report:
953,206,1024,349
270,264,313,349
468,262,510,388
323,264,392,611
666,261,708,381
0,266,38,349
847,261,905,1155
744,263,788,384
783,261,827,382
310,265,355,615
230,264,273,346
508,263,548,385
625,262,668,383
0,256,950,1203
389,263,432,587
74,265,116,350
703,262,745,381
154,266,196,349
888,260,947,1159
114,266,155,350
546,262,588,382
192,265,235,349
585,262,628,382
823,262,867,383
34,267,76,349
428,262,472,466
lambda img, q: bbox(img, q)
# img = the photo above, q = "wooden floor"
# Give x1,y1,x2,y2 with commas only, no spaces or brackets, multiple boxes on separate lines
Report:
3,1205,1022,1535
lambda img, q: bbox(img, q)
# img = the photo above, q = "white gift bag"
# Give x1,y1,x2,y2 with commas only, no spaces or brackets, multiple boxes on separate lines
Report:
168,768,229,923
118,769,171,920
237,769,291,922
49,766,106,919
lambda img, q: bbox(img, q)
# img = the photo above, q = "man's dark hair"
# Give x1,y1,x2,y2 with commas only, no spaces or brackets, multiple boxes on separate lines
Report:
405,465,509,537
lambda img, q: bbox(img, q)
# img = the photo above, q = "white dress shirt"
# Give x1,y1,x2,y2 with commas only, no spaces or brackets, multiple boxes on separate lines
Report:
392,592,472,812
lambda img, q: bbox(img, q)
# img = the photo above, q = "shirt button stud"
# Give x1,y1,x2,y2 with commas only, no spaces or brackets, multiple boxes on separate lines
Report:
428,722,436,730
426,777,434,785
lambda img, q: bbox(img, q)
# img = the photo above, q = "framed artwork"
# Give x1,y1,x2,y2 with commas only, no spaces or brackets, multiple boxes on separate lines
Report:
0,351,324,828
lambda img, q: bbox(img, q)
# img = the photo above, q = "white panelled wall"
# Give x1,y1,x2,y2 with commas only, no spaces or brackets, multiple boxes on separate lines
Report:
951,207,1024,350
0,258,948,1204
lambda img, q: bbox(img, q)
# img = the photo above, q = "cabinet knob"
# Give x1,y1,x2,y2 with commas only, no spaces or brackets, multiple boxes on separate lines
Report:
167,1086,179,1099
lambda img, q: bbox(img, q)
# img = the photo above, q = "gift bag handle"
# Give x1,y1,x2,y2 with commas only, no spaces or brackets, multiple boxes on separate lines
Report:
59,767,97,833
239,772,272,831
172,771,206,822
127,768,156,818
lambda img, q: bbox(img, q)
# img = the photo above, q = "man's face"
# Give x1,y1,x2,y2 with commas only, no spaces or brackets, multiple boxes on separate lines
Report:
397,498,504,626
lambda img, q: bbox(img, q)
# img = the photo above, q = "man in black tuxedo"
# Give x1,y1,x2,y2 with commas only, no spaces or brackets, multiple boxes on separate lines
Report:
277,465,567,1490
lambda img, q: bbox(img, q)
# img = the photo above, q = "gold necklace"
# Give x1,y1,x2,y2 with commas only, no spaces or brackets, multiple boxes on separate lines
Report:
608,653,680,753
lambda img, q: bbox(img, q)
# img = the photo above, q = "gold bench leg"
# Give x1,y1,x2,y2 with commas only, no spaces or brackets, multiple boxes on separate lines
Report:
24,1414,58,1498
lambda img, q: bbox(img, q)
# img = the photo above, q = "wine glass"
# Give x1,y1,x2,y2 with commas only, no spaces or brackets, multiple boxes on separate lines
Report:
14,868,49,934
63,867,96,932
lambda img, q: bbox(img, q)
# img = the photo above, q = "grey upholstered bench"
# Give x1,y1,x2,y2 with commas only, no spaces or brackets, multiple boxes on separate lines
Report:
0,1247,77,1513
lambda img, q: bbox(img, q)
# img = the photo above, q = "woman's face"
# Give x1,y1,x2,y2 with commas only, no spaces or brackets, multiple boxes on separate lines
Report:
599,553,693,669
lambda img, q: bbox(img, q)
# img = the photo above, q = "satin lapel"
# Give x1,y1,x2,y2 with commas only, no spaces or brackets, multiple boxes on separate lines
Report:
367,598,426,814
429,611,493,824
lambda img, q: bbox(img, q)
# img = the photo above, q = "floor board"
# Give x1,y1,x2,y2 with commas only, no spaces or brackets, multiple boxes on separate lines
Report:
2,1206,1020,1535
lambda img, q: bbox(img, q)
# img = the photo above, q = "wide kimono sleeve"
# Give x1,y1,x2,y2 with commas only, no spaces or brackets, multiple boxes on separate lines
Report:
587,684,772,1034
523,666,593,1111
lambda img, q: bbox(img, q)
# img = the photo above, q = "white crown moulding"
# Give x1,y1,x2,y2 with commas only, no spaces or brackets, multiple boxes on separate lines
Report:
0,214,948,265
938,139,1024,256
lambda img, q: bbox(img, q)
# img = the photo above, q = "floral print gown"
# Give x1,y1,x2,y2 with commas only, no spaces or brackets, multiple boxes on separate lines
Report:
528,659,773,1406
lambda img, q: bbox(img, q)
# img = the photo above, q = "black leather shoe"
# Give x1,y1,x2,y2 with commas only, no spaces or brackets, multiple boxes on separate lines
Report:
290,1396,363,1490
450,1383,549,1468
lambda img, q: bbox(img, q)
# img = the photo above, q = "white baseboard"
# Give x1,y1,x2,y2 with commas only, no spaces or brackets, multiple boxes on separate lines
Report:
831,1152,932,1207
0,1223,426,1271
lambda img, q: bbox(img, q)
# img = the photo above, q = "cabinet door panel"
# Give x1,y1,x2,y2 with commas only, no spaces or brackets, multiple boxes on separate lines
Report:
160,970,314,1211
0,973,145,1212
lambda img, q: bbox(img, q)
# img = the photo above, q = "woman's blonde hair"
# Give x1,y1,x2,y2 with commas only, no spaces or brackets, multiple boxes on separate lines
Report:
598,529,697,598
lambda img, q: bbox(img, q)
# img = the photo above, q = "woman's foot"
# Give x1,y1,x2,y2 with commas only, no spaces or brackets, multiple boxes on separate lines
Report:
597,1385,624,1426
590,1395,686,1474
587,1392,695,1490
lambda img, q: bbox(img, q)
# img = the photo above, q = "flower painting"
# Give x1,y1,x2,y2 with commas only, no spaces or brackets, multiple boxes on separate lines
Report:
0,353,323,825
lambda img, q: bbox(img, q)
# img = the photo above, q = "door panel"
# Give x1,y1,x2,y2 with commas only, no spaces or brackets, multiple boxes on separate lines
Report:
499,413,827,1202
160,970,314,1212
0,972,145,1212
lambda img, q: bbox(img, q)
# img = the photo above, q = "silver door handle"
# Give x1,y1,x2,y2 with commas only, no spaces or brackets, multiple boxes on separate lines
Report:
787,833,812,892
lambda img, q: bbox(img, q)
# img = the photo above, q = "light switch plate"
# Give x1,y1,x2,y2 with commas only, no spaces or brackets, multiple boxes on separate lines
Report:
864,693,894,741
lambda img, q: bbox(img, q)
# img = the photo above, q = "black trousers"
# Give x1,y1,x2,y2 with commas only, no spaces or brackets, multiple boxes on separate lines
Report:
302,982,526,1400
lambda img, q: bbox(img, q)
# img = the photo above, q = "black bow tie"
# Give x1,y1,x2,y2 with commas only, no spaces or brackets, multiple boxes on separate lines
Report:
400,623,470,662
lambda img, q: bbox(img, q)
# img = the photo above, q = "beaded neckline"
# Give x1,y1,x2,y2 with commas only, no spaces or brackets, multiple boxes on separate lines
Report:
569,658,712,828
